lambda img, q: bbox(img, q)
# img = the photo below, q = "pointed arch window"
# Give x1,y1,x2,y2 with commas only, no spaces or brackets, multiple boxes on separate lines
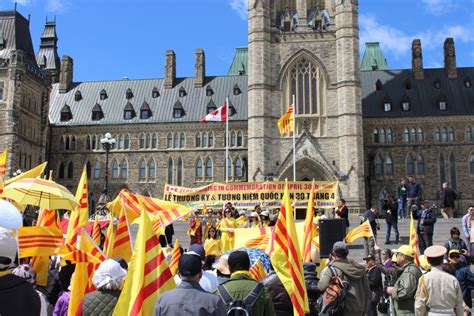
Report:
179,132,185,148
121,160,128,179
205,158,212,177
196,159,203,177
167,133,173,148
235,158,243,177
65,136,70,150
177,158,183,186
470,153,474,173
92,135,97,150
448,128,455,142
118,135,124,149
146,134,151,148
126,88,133,99
202,132,208,148
373,128,379,144
379,128,386,143
374,155,383,176
449,153,456,190
67,162,74,179
231,131,236,147
237,131,243,147
124,134,130,149
151,134,157,148
435,128,441,142
86,161,92,179
385,156,393,175
59,136,65,150
112,160,119,179
100,89,107,100
139,159,146,179
58,162,65,179
439,153,446,188
441,127,448,142
410,128,416,142
139,134,145,149
417,128,424,142
86,135,91,150
74,90,82,101
227,157,232,178
195,132,201,147
407,154,414,174
386,128,393,143
416,155,425,174
403,128,410,143
208,132,214,147
149,160,156,178
173,132,179,148
167,158,173,184
71,136,76,150
94,161,101,179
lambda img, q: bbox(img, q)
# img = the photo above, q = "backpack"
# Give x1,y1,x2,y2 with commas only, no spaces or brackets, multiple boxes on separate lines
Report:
217,282,264,316
316,266,349,316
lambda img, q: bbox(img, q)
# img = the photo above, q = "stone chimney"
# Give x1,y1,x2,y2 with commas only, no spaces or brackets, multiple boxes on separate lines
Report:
59,55,73,93
164,49,176,89
194,48,205,88
444,38,457,79
411,39,424,80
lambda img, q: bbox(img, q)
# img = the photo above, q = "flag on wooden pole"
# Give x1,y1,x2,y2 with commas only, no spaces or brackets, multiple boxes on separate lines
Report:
271,181,309,315
113,203,175,316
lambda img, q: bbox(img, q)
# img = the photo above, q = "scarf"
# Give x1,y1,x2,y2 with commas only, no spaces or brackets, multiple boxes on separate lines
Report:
231,270,254,279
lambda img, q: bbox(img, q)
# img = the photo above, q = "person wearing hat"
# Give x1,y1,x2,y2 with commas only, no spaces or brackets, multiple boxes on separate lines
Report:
365,254,383,316
236,210,248,228
318,241,369,316
154,253,226,316
260,210,271,227
386,245,422,315
447,249,474,312
79,259,127,315
412,200,437,254
249,211,260,228
174,244,219,292
0,227,41,316
220,207,237,252
415,245,464,315
213,254,231,284
214,251,275,315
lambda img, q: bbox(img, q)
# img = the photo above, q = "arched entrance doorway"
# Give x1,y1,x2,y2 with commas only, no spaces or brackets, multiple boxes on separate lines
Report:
278,157,334,181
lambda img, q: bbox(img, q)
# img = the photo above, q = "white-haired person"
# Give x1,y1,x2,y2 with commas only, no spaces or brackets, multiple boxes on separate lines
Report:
78,259,127,316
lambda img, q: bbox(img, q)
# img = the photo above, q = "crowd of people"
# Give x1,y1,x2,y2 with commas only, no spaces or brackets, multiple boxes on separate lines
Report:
1,190,474,315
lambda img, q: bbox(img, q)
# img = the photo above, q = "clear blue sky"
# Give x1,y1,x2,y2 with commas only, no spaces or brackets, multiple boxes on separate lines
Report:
8,0,474,82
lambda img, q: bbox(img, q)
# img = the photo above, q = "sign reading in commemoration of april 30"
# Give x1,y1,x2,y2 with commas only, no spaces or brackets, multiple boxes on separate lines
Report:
163,181,339,209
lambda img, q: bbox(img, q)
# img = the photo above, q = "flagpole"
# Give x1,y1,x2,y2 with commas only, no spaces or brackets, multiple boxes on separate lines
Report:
226,97,229,183
292,94,296,182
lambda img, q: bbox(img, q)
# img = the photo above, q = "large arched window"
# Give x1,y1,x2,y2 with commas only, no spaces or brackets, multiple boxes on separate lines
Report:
235,158,243,177
139,159,146,179
406,154,414,174
470,153,474,173
403,128,410,143
67,162,74,179
149,160,155,179
167,158,173,184
449,153,456,190
177,158,183,186
112,160,119,178
374,154,383,176
205,158,212,177
439,153,446,189
282,55,326,115
416,155,425,174
385,156,393,175
94,161,101,179
196,159,203,177
386,128,393,143
121,160,128,179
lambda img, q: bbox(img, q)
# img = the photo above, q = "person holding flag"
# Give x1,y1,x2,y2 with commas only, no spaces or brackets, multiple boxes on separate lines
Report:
187,210,202,245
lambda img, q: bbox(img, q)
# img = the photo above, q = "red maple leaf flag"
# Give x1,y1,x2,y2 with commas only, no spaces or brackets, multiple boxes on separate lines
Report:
200,104,227,122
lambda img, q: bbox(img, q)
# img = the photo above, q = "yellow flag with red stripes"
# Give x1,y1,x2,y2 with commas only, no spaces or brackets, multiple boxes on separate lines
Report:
271,181,309,315
103,214,115,258
249,259,267,281
0,148,7,178
66,165,89,245
410,212,420,266
301,183,316,262
110,205,132,262
277,105,294,135
169,239,181,276
345,220,374,244
92,216,101,245
113,203,175,316
18,226,64,258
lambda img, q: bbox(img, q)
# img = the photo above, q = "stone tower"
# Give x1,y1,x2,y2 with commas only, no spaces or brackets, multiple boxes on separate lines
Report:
36,18,60,83
247,0,366,210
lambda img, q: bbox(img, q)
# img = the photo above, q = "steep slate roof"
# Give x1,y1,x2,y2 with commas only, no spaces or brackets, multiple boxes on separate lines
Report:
361,67,474,117
227,47,248,75
360,42,388,71
49,75,248,126
36,21,60,71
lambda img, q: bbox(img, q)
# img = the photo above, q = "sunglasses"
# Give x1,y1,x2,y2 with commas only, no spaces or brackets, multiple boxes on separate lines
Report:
449,254,460,259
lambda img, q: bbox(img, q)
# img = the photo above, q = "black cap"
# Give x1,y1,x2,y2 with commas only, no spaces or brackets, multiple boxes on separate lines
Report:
189,244,205,261
178,253,202,277
228,251,250,273
363,254,376,261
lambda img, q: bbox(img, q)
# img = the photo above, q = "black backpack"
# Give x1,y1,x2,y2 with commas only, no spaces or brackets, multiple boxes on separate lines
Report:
217,283,264,316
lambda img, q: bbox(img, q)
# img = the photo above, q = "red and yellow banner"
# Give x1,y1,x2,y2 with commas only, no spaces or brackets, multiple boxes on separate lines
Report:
18,226,64,258
163,181,338,209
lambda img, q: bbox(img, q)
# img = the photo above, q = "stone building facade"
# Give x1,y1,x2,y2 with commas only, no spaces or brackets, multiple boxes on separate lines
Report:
1,5,473,214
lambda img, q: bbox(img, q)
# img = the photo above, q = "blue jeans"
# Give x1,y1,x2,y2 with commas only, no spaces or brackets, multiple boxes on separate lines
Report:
386,222,399,243
398,197,407,218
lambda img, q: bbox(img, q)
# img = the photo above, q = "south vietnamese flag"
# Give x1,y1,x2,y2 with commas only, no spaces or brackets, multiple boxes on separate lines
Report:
200,104,227,122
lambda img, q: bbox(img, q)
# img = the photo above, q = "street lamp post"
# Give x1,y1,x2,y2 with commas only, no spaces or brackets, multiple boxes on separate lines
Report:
96,133,116,213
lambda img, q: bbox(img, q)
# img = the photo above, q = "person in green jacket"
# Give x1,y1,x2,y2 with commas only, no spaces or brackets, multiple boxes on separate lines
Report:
215,251,275,316
386,245,422,316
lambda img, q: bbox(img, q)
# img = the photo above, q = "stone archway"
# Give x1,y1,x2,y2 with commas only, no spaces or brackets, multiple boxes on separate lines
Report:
278,157,334,181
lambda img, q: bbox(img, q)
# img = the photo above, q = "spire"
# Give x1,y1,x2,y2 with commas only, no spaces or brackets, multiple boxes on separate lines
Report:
360,42,389,71
36,18,60,82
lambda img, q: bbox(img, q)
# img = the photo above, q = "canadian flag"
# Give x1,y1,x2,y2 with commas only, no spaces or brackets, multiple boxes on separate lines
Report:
200,104,227,122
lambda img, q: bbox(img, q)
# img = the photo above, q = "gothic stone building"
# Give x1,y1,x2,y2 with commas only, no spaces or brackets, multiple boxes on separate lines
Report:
0,2,473,213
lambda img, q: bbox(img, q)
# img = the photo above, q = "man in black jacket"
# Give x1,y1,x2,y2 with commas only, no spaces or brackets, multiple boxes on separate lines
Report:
336,199,349,231
412,200,437,254
383,196,399,244
365,255,383,316
440,182,457,218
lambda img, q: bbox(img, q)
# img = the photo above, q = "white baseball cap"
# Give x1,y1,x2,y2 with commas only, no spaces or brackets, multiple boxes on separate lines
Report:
0,227,18,269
